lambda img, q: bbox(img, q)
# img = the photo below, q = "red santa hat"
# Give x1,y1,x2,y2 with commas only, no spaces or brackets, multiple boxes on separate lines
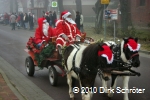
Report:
45,12,49,16
98,45,114,64
60,11,71,20
124,39,140,52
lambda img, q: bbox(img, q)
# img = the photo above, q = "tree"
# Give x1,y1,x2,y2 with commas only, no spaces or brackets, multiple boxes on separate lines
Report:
92,0,109,34
15,0,18,13
20,0,28,12
10,0,13,13
120,0,130,32
44,0,49,11
9,0,18,13
57,0,64,13
30,0,34,8
75,0,82,13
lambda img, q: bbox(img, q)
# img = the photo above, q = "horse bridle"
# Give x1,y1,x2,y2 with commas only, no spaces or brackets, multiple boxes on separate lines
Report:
129,52,139,60
97,44,141,80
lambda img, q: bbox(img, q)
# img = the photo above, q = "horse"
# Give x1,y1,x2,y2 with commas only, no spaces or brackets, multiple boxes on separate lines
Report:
99,37,141,100
63,42,114,100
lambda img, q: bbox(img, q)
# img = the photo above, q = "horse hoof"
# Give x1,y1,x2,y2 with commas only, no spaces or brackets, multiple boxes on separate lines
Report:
108,93,113,97
71,97,75,100
102,93,107,97
104,76,110,81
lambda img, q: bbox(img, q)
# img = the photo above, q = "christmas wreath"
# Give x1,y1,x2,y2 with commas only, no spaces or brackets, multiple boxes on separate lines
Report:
26,37,56,68
35,42,55,68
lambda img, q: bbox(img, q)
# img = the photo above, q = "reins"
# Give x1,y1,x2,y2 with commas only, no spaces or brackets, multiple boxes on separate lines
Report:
98,43,141,80
129,52,139,60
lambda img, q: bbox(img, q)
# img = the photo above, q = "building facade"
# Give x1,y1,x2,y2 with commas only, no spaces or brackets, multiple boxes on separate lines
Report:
130,0,150,27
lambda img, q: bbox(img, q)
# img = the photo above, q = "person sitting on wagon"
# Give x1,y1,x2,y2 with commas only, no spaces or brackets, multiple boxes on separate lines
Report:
55,11,81,54
34,17,55,48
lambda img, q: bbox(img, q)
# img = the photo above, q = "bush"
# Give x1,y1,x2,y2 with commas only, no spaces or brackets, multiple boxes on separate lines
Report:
116,26,150,42
148,23,150,28
106,21,118,36
117,26,137,38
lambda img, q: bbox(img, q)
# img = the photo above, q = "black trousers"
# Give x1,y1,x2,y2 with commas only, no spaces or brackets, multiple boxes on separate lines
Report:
11,23,15,30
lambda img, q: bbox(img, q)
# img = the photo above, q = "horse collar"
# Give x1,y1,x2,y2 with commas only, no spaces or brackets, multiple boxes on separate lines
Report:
113,44,133,70
71,44,81,74
113,44,126,67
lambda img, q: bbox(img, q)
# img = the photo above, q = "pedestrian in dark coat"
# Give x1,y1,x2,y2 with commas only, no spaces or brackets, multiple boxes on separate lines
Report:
45,12,50,24
52,11,57,27
23,13,28,29
75,11,80,30
20,12,24,27
28,13,34,30
49,11,53,26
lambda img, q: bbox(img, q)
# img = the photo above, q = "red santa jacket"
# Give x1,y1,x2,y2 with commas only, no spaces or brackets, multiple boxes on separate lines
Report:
56,20,81,42
34,18,56,44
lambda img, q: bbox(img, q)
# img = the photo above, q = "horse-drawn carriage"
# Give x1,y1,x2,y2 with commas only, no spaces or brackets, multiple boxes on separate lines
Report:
25,36,64,86
24,33,94,86
25,35,141,100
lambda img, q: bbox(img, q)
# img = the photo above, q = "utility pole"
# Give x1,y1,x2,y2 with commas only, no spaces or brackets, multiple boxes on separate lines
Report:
101,0,110,40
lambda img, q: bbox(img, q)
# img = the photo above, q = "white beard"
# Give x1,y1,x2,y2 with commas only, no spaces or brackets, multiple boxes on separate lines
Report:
65,18,76,24
43,22,49,36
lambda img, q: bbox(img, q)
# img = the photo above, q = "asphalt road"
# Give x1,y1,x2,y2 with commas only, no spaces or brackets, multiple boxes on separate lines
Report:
0,25,150,100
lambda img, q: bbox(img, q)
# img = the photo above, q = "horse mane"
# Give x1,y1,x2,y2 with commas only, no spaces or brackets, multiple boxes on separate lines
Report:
81,43,102,68
63,46,74,67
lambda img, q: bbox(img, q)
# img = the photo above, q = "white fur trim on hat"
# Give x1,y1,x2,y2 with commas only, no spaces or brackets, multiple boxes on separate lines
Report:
43,19,47,22
101,54,114,64
127,43,141,52
62,12,71,19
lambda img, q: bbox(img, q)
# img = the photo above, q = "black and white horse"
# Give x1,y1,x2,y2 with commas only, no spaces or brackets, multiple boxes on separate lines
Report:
63,42,114,100
100,37,141,100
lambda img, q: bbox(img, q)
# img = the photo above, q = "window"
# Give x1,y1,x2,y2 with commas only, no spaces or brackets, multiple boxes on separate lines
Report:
139,0,146,6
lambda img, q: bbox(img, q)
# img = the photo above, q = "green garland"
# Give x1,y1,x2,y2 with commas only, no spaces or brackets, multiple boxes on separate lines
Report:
35,42,55,69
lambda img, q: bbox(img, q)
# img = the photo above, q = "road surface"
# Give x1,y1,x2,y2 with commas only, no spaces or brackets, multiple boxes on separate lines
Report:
0,25,150,100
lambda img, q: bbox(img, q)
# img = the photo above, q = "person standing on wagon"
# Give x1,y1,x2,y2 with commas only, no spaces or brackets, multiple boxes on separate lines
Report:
34,17,55,48
55,11,81,54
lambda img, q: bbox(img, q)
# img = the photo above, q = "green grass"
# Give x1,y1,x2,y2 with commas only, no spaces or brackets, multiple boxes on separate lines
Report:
84,27,150,51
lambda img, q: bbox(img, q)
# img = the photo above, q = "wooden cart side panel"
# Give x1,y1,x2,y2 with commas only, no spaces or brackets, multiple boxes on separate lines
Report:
24,49,38,66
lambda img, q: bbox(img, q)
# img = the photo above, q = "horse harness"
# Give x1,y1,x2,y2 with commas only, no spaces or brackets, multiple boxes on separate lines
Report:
98,44,140,81
70,44,81,75
69,44,97,75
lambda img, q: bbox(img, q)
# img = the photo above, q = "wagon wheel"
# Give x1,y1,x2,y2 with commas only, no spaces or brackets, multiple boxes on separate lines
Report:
25,56,35,76
85,37,94,42
49,66,58,86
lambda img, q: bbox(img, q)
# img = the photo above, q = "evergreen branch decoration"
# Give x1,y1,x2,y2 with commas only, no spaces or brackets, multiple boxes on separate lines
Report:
35,43,55,69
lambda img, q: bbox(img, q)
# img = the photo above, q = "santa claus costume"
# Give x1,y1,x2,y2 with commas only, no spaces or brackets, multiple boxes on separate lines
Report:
55,11,81,48
34,17,56,46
